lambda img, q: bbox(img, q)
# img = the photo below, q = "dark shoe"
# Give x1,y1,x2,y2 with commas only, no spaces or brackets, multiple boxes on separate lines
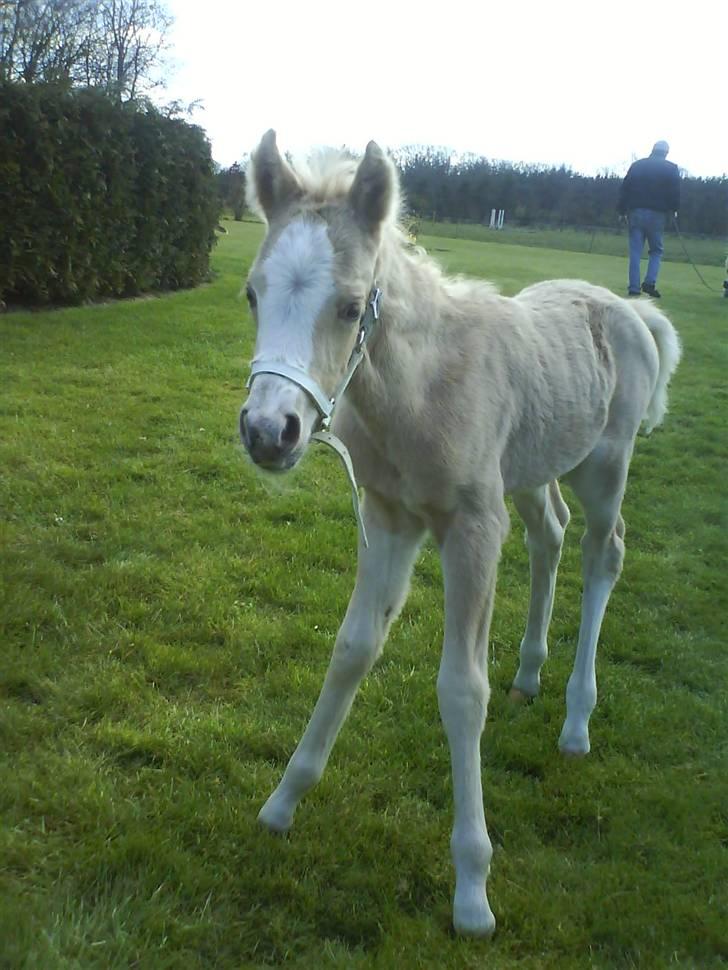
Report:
627,290,641,297
641,282,661,298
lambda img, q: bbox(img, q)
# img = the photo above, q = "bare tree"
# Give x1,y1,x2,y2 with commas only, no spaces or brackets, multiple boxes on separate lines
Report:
0,0,172,97
0,0,26,80
1,0,93,83
90,0,172,100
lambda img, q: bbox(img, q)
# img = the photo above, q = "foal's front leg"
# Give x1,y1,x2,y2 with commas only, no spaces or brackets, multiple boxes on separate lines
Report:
437,493,509,937
258,493,424,833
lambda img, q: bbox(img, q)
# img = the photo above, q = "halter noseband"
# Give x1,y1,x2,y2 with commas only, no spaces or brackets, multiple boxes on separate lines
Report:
247,286,381,432
245,285,382,546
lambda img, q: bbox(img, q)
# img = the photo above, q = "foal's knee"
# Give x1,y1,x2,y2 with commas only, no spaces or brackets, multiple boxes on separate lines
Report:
330,633,380,683
606,532,625,579
528,514,565,559
549,481,571,530
582,526,625,582
548,518,566,555
518,485,567,557
437,666,490,735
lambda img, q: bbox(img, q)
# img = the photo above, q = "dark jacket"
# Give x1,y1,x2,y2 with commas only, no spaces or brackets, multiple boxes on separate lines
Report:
617,153,680,214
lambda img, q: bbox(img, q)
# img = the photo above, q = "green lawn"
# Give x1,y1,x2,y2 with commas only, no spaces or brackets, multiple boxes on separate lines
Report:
1,222,726,969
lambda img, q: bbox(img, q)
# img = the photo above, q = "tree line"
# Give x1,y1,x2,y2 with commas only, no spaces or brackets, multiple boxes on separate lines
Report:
216,147,726,237
393,147,728,236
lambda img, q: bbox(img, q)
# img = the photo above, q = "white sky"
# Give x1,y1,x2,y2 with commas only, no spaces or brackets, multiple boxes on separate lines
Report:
161,0,725,178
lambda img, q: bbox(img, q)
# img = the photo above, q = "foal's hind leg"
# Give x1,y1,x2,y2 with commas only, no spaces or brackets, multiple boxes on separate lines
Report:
258,492,424,833
437,482,509,937
559,439,630,756
509,482,570,700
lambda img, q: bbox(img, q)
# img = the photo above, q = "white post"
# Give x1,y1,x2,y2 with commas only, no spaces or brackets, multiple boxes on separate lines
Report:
489,208,496,229
497,209,505,230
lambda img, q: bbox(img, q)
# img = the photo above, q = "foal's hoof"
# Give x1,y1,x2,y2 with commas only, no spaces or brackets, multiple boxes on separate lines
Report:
558,730,591,758
258,795,295,833
508,686,534,704
453,891,496,938
560,747,588,759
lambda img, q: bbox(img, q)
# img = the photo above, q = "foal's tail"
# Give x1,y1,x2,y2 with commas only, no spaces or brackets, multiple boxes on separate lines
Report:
631,301,682,434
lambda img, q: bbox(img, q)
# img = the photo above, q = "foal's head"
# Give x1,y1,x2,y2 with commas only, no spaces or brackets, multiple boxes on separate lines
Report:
240,130,398,471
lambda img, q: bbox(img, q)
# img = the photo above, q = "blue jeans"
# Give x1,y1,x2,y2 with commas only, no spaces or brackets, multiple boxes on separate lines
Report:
628,208,665,293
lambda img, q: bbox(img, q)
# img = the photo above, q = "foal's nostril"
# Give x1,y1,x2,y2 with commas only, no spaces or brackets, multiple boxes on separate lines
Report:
242,409,299,465
281,413,301,448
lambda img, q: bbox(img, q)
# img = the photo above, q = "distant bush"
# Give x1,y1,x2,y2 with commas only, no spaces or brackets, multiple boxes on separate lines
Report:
0,82,220,306
217,162,247,221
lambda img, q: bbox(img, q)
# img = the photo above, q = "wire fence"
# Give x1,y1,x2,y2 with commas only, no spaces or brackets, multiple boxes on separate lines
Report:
417,219,727,267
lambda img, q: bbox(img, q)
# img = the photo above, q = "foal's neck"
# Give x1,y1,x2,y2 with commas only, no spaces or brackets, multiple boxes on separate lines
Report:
348,230,449,427
375,229,447,338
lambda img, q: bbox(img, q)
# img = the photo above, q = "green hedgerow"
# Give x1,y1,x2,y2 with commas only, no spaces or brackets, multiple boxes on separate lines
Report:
0,82,220,306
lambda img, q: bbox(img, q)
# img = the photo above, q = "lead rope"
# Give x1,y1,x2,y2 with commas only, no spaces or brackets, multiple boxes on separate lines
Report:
671,216,722,293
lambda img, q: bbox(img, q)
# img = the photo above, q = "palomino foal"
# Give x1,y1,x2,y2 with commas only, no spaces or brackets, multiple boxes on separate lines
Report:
239,131,681,936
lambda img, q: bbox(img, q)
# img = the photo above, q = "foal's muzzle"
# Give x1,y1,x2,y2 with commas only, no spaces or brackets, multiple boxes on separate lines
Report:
239,407,302,470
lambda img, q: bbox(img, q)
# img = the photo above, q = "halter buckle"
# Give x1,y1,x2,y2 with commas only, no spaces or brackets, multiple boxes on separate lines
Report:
369,287,382,320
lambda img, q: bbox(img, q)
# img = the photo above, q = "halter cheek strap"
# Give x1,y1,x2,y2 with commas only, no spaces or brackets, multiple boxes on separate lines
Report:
245,286,382,546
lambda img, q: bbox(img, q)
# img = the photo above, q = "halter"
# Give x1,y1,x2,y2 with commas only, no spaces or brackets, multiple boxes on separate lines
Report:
245,286,382,546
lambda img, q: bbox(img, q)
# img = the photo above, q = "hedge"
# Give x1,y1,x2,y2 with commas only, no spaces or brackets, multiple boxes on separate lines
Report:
0,82,220,306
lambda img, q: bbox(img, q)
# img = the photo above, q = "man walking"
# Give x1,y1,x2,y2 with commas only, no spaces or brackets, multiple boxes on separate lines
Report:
618,141,680,298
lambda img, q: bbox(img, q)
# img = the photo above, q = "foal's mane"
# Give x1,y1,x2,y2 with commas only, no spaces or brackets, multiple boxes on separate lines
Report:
290,149,363,205
248,144,498,301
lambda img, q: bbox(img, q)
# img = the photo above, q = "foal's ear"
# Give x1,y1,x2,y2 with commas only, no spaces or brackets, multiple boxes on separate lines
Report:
348,141,398,237
247,129,302,223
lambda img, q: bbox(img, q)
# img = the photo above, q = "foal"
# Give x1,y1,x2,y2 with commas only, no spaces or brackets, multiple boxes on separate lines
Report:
239,131,681,936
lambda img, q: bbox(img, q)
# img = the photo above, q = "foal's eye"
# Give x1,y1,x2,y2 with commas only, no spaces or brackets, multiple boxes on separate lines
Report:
340,302,362,323
245,285,257,310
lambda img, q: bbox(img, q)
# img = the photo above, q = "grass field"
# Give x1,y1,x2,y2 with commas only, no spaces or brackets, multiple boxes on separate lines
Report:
1,222,727,969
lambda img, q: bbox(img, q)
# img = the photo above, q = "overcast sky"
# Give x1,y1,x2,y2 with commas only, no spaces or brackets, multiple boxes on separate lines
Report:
161,0,725,178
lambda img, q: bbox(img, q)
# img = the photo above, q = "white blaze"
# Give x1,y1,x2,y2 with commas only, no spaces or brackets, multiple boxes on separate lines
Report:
254,218,335,371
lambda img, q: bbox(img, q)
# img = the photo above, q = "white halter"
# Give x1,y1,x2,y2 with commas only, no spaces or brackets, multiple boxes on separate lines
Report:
246,286,382,546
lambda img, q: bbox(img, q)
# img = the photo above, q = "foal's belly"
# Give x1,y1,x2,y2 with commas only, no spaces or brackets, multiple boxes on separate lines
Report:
500,388,612,494
501,425,605,494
